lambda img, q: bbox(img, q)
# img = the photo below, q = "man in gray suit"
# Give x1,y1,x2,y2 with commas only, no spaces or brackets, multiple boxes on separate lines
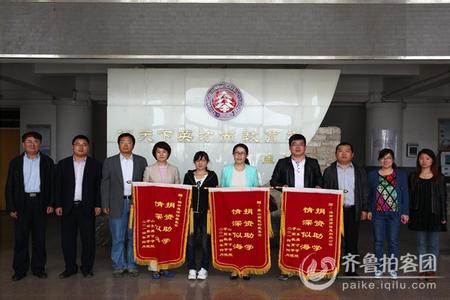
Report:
101,133,147,277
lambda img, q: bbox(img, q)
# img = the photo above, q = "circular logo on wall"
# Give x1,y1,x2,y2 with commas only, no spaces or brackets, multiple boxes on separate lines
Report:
204,82,244,120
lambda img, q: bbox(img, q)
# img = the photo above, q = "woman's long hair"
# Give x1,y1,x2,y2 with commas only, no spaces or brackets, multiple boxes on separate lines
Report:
416,148,440,181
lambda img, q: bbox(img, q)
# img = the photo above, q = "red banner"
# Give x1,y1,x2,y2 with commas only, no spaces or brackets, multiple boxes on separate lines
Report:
132,183,191,270
279,188,343,277
209,187,272,277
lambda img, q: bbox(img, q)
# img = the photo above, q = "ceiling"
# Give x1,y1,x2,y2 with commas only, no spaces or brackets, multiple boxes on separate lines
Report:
1,62,450,105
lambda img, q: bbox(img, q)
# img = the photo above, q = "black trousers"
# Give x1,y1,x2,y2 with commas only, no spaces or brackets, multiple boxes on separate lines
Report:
187,212,211,270
13,195,47,275
343,206,360,257
61,206,95,273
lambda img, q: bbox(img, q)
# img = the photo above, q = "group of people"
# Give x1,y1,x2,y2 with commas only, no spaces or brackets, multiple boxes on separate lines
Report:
5,131,447,283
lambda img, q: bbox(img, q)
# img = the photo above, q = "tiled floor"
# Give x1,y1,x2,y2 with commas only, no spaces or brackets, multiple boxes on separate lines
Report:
1,212,449,300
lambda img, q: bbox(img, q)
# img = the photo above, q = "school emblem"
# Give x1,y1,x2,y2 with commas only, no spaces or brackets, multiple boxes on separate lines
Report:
204,82,244,120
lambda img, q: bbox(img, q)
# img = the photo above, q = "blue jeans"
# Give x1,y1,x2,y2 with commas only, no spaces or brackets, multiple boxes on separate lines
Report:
416,231,440,259
373,212,400,270
187,212,211,270
109,198,136,270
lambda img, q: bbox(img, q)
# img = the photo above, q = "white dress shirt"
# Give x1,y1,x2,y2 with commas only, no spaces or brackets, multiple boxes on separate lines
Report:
23,153,41,193
291,158,305,189
120,154,134,196
337,162,355,207
73,157,86,201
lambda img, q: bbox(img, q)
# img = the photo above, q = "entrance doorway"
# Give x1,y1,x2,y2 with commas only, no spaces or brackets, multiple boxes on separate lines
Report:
0,128,20,211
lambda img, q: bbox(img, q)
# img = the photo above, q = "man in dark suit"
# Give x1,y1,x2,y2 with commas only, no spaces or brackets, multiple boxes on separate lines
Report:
101,133,147,277
323,142,369,276
270,133,323,189
270,133,323,280
5,131,55,281
55,135,102,278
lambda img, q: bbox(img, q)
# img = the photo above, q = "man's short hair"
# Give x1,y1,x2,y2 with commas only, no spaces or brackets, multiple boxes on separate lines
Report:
289,134,306,146
72,134,90,145
335,142,354,153
22,131,42,142
117,133,136,146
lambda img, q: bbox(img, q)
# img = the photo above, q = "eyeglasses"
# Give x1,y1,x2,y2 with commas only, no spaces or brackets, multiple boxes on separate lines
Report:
381,157,393,161
233,151,247,156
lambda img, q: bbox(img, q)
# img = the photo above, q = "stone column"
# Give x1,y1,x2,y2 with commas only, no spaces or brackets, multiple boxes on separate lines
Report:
366,101,403,166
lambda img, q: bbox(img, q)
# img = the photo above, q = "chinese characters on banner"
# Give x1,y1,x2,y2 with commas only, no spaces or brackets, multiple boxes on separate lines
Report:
209,188,272,277
132,183,191,270
279,188,343,277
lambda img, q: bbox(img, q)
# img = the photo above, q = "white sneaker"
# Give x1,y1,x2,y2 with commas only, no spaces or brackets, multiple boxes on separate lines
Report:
374,270,383,278
389,270,398,279
197,268,208,280
188,269,197,280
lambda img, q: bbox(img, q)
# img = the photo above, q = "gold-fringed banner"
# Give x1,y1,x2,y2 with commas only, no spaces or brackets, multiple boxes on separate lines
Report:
279,188,343,277
132,182,192,270
209,187,272,277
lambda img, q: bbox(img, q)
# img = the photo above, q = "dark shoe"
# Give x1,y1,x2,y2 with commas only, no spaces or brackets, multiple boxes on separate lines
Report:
128,268,139,277
33,272,48,279
59,270,77,279
160,270,175,278
426,271,436,282
151,271,161,280
278,274,292,281
418,272,426,281
12,273,26,281
229,273,238,280
243,275,250,280
82,271,94,278
113,269,125,278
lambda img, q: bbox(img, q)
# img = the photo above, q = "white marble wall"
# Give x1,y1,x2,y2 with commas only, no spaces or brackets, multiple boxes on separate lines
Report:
107,68,340,184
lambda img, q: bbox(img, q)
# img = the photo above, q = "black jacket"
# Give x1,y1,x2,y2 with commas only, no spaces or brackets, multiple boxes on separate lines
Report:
55,156,102,216
5,152,55,213
409,173,447,223
270,156,323,189
183,170,218,213
323,161,369,219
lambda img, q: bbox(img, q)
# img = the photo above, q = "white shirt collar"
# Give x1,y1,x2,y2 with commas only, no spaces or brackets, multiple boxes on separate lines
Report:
120,153,133,161
337,162,353,169
24,152,40,160
291,158,305,165
73,156,87,162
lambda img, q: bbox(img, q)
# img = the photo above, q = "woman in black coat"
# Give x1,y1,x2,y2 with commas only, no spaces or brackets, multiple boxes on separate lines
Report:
183,151,218,280
408,149,447,281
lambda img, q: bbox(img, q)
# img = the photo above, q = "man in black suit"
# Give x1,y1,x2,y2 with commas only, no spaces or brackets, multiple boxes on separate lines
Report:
55,135,102,278
5,131,55,281
323,142,369,276
270,133,323,189
270,133,323,280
